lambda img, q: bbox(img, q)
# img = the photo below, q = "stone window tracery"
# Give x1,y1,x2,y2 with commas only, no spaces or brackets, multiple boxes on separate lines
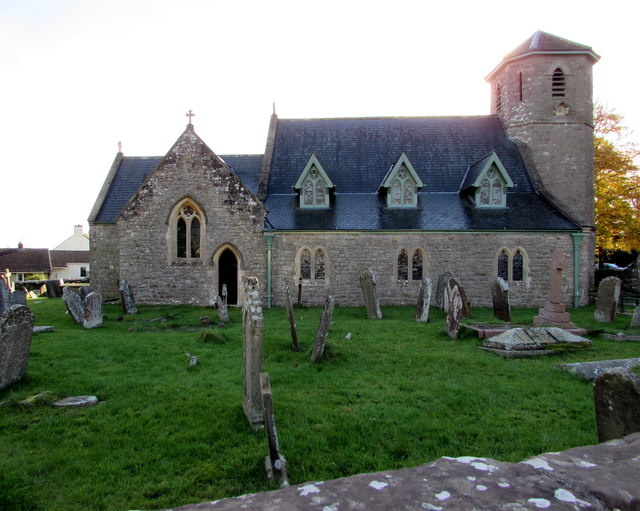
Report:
297,246,329,284
397,247,426,281
496,247,528,282
475,166,508,208
171,200,204,262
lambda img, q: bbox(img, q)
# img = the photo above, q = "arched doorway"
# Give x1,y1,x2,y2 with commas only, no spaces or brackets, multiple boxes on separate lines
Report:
218,248,238,305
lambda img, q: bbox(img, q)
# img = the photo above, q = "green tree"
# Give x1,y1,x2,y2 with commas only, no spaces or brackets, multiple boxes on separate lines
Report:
594,104,640,256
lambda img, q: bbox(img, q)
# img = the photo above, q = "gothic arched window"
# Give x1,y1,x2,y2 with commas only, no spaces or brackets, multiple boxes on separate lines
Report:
497,249,509,280
172,200,204,261
412,249,423,281
397,249,409,281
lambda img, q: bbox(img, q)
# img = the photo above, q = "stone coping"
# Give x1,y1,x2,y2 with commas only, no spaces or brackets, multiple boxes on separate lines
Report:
158,433,640,511
556,358,640,381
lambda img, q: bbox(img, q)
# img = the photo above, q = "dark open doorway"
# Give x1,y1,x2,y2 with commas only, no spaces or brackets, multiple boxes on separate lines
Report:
218,248,238,305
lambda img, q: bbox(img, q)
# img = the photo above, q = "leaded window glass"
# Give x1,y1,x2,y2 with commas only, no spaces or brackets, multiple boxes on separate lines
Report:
513,250,524,281
304,181,314,206
391,179,402,205
398,249,409,281
480,179,490,205
498,250,509,280
300,249,311,280
314,249,325,280
412,250,423,280
177,218,187,258
190,217,200,258
175,201,203,260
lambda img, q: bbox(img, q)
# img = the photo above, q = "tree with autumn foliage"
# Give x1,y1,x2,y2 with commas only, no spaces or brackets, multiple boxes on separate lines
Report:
594,104,640,259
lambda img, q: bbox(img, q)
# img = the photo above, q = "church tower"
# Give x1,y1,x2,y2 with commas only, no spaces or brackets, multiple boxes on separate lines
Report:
486,31,600,228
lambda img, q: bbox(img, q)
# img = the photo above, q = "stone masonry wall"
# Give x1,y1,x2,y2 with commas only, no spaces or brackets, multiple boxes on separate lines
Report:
89,223,120,298
269,231,591,308
115,128,267,306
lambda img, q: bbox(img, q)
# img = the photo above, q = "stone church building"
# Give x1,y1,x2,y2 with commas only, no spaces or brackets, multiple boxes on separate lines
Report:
89,31,599,308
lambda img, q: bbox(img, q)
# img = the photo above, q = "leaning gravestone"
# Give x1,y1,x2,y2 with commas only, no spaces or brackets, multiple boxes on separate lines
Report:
0,279,11,314
45,279,62,298
243,277,264,430
11,289,27,306
215,295,229,324
415,278,432,323
282,281,300,351
435,270,455,309
119,280,137,314
632,306,640,328
360,268,382,319
260,372,289,486
79,286,92,301
491,277,511,322
83,292,103,329
594,276,621,323
593,368,640,442
0,305,35,390
445,285,463,339
447,277,470,318
311,296,335,362
62,287,84,324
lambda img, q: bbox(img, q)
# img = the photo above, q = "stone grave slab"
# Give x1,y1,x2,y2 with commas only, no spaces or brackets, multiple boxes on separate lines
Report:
601,333,640,341
282,281,299,351
260,372,288,486
491,277,511,322
415,277,432,323
119,279,137,314
360,268,382,319
0,279,12,314
0,305,35,390
62,287,84,324
445,285,463,339
33,326,54,333
243,277,264,430
481,327,591,358
311,296,334,362
214,295,229,324
53,396,99,407
593,368,640,442
435,269,455,309
556,358,640,381
631,306,640,327
594,276,621,322
83,292,103,329
11,290,27,306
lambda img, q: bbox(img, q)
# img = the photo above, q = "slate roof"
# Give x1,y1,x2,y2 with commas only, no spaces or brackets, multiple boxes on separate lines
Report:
92,154,262,223
0,248,52,273
504,31,599,61
50,250,91,267
263,115,579,231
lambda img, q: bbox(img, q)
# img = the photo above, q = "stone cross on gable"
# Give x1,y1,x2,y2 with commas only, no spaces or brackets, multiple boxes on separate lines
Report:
186,110,195,125
549,251,567,304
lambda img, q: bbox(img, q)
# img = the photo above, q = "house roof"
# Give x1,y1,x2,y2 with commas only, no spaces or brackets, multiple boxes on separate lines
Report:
50,250,91,267
92,154,263,223
0,248,52,273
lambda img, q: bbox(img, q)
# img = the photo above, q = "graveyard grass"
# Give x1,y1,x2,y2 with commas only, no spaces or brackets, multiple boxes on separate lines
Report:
2,299,640,511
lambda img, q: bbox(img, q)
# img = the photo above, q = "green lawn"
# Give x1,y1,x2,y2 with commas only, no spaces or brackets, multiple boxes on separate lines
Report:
1,298,639,511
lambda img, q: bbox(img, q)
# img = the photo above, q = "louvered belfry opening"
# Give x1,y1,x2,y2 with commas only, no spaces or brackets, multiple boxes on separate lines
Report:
552,68,566,97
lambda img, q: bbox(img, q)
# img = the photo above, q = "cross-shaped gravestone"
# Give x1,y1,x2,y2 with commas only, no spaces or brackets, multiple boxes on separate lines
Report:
186,109,195,125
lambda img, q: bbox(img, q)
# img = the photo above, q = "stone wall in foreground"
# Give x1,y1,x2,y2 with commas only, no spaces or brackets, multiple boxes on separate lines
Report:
164,432,640,511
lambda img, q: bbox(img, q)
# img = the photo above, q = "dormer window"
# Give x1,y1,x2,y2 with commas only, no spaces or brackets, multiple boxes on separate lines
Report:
460,152,514,209
294,154,334,208
380,153,424,208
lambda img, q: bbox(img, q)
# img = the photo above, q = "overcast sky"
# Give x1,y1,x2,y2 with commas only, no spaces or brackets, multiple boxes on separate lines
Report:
1,0,637,249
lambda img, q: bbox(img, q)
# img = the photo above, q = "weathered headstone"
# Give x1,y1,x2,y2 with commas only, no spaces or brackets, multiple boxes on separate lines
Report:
435,270,455,309
311,296,335,362
243,277,264,430
533,251,585,334
415,278,432,323
594,276,621,323
632,306,640,328
593,368,640,442
445,285,463,339
0,305,35,390
83,292,103,329
79,286,92,301
53,396,99,407
482,327,591,357
360,268,382,319
447,277,470,318
45,279,62,298
222,283,228,306
283,281,300,351
119,279,137,314
215,295,229,324
0,279,11,314
10,289,27,306
62,287,84,324
260,372,289,487
491,277,511,322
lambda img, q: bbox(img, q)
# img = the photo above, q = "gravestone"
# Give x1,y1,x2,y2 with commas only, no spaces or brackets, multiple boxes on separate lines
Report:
46,279,62,298
243,277,264,430
447,277,470,318
533,251,585,334
62,287,84,324
593,368,640,442
311,296,335,362
79,286,92,301
445,285,463,339
260,372,289,486
222,283,228,305
119,280,137,314
435,270,455,309
482,327,591,358
215,295,229,324
83,292,103,329
360,268,382,319
594,276,621,323
0,305,35,390
632,306,640,328
415,278,432,323
0,279,11,314
282,281,300,351
491,277,511,322
11,289,27,306
53,396,99,407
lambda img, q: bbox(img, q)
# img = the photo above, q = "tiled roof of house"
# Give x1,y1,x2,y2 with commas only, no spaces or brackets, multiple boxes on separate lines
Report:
50,250,91,267
0,248,52,273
